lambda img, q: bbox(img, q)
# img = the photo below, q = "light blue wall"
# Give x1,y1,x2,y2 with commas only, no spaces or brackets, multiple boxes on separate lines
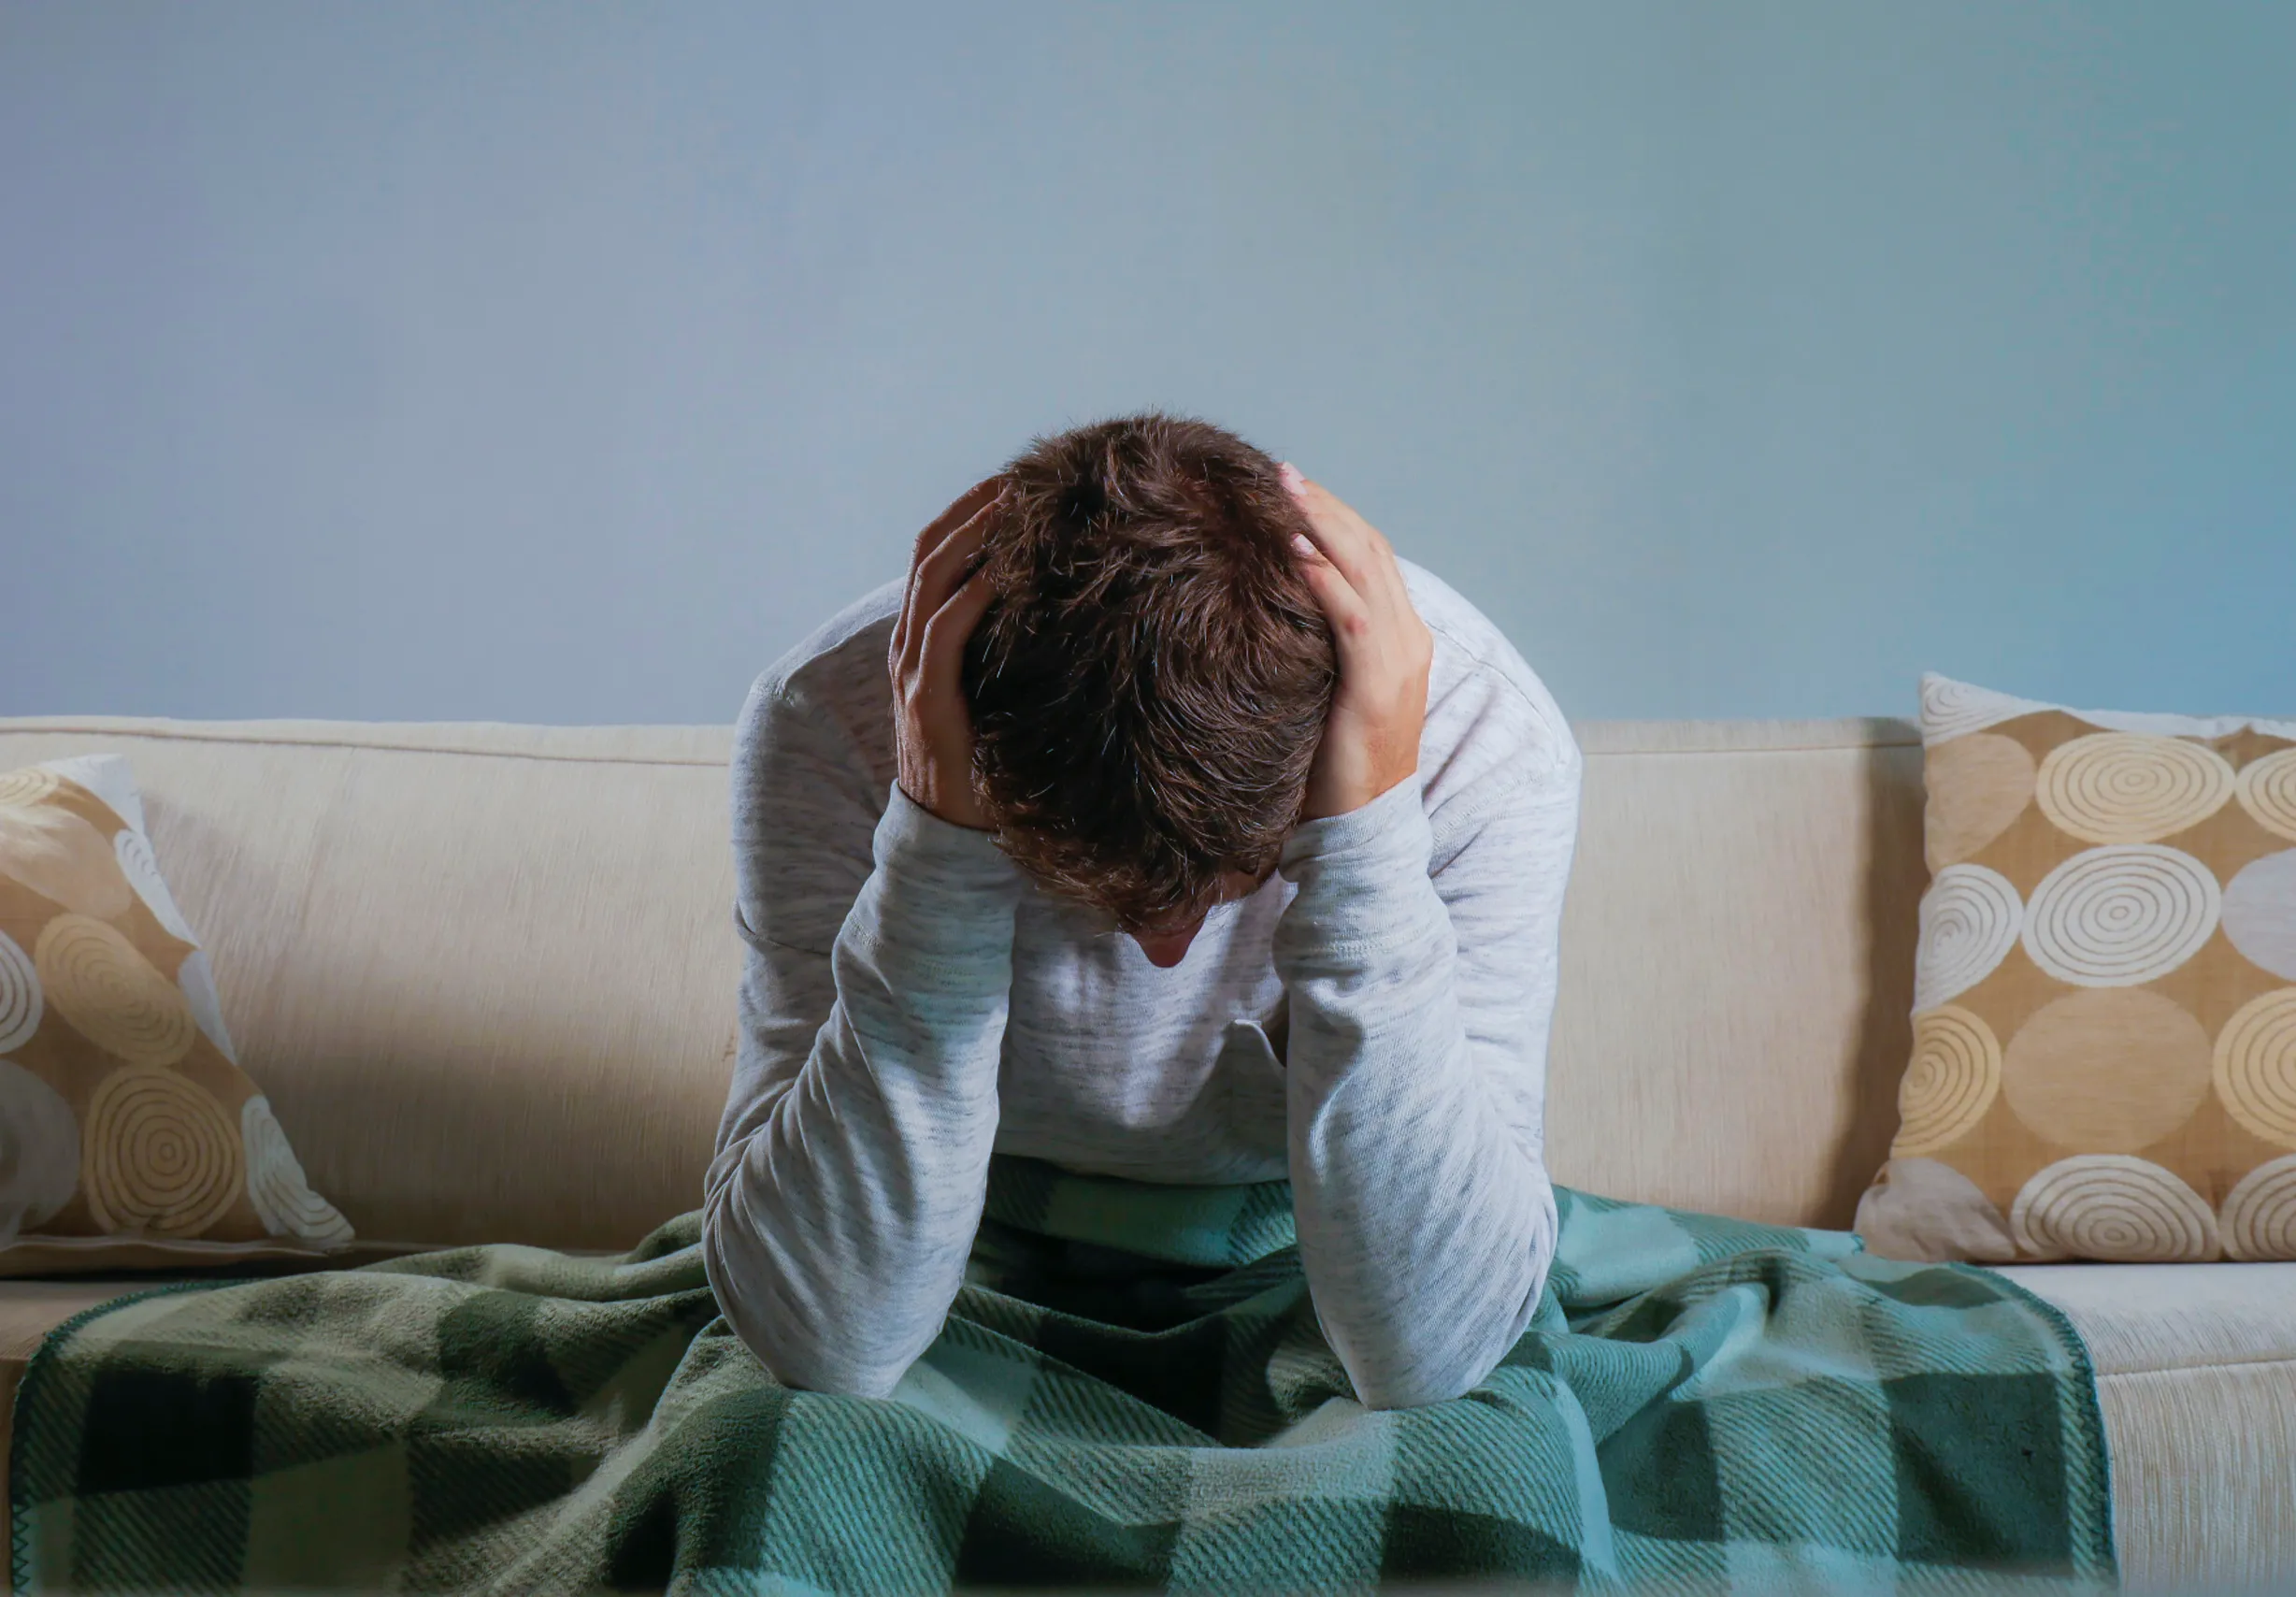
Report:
5,2,2291,724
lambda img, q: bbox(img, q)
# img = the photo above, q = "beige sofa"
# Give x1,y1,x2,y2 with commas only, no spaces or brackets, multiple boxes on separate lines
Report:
2,713,2290,1590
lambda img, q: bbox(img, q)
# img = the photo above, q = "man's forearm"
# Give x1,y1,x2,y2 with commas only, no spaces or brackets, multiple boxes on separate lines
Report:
1274,774,1558,1410
703,787,1020,1397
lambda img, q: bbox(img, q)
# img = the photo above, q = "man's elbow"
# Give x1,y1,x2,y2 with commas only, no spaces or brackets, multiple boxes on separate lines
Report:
1330,1249,1551,1411
699,1195,914,1400
1341,1320,1518,1411
1348,1360,1484,1412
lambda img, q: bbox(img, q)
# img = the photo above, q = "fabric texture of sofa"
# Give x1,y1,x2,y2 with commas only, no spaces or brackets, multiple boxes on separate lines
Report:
0,712,2289,1591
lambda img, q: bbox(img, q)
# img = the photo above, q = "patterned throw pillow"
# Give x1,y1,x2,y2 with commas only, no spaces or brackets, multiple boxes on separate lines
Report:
0,755,352,1264
1858,675,2296,1263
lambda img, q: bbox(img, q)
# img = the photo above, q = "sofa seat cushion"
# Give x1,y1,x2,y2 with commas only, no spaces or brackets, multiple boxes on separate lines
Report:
0,1275,147,1393
1996,1261,2296,1589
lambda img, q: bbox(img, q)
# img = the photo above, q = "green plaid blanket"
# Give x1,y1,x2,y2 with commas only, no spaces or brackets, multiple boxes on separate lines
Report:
12,1161,2112,1593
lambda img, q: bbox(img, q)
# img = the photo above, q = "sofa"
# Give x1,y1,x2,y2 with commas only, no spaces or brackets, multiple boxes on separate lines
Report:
2,712,2290,1590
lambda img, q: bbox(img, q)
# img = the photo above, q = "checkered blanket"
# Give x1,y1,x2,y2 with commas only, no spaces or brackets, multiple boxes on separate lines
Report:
12,1161,2112,1592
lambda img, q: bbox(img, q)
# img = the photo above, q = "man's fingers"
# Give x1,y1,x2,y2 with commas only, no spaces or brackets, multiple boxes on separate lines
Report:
1292,534,1374,655
896,476,1006,661
919,564,997,697
913,495,1001,618
914,476,1007,560
1282,468,1385,598
1284,468,1424,682
897,487,1006,672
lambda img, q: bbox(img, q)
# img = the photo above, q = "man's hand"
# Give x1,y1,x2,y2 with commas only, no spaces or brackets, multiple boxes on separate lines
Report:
1284,464,1434,822
889,476,1006,829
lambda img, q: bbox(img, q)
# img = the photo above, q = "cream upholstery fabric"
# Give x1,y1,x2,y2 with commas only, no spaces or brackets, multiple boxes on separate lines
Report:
0,719,741,1255
0,1276,135,1374
0,714,1924,1250
0,753,356,1269
1548,718,1929,1227
2000,1262,2296,1589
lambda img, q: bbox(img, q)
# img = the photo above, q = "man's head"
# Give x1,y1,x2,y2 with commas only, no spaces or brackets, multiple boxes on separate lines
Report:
960,414,1337,961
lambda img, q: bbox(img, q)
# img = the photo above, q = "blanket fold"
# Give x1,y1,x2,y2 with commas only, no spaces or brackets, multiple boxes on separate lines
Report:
11,1161,2112,1593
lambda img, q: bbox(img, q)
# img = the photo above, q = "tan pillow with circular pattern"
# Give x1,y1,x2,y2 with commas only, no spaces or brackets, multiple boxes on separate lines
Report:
0,755,352,1269
1858,674,2296,1263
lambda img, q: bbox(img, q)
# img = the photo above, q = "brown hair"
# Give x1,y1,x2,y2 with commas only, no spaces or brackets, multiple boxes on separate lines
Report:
961,414,1336,931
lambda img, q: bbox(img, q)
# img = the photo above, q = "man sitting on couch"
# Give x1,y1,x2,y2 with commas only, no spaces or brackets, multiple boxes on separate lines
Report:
702,415,1583,1410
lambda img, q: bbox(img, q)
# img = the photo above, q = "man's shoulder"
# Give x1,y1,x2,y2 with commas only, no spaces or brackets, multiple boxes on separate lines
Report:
1400,558,1579,779
756,579,903,704
736,580,902,779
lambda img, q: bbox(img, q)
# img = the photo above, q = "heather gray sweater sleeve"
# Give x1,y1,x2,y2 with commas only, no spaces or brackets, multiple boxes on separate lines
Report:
702,670,1020,1398
1275,727,1580,1409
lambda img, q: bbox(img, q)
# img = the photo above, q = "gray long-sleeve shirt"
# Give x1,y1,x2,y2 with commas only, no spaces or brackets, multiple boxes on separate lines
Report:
703,559,1582,1409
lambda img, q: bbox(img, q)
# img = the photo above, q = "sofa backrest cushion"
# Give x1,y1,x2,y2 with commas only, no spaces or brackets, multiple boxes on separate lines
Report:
0,714,1924,1250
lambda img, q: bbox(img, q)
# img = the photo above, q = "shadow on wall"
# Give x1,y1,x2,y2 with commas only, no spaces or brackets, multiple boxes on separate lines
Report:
1820,738,1929,1230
